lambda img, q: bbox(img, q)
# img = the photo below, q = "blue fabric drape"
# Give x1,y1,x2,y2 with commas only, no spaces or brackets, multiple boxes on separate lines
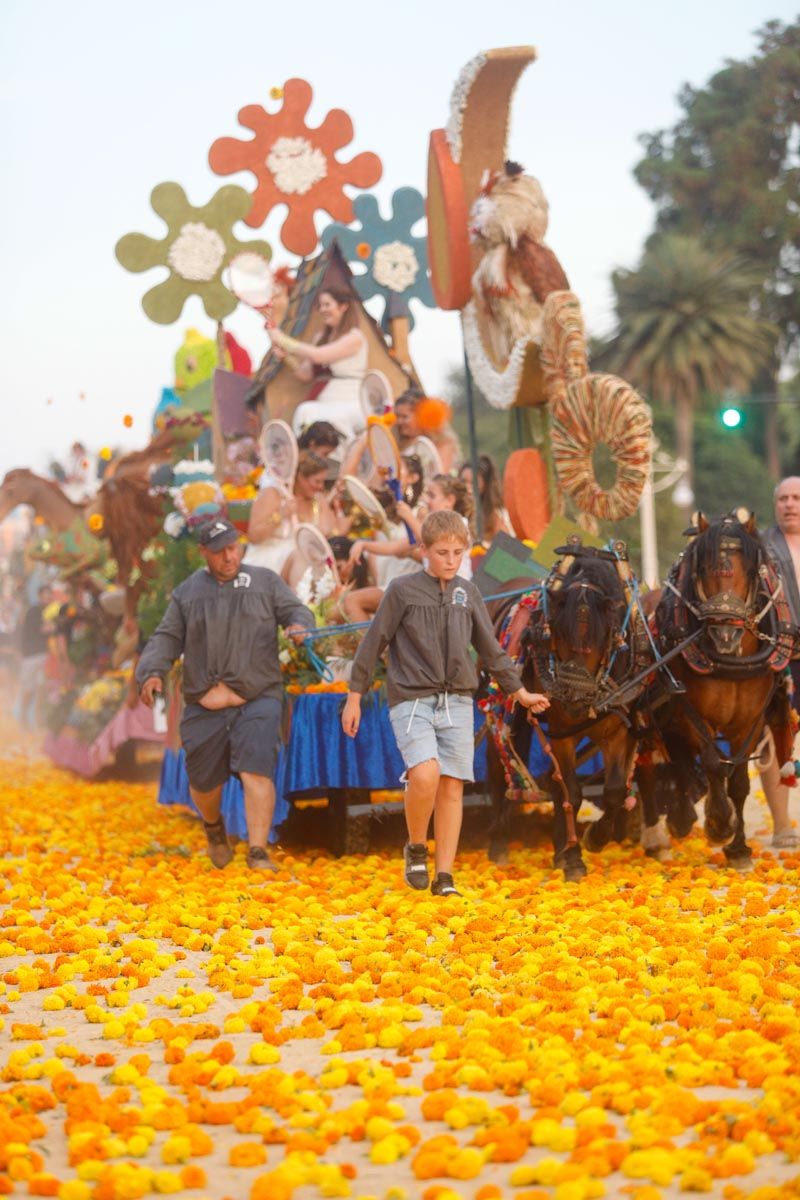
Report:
157,694,603,837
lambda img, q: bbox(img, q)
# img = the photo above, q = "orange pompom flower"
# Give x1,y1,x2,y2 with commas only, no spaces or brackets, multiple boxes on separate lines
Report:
415,397,451,432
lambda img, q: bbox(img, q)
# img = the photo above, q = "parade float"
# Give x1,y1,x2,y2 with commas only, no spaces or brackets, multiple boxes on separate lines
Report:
9,52,655,839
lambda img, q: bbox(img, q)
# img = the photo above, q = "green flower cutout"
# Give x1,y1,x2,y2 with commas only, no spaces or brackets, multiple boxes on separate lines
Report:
115,183,272,324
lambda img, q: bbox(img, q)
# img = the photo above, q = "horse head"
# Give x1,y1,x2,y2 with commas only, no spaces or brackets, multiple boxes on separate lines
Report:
539,553,626,715
685,508,762,657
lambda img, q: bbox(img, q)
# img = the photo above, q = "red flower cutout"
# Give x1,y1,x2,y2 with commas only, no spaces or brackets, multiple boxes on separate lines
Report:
208,78,382,256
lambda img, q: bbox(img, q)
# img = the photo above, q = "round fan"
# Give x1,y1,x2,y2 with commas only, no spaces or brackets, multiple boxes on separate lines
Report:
259,420,298,495
411,436,443,481
224,252,275,312
360,369,393,419
368,422,400,479
295,524,340,582
343,475,387,531
353,439,374,484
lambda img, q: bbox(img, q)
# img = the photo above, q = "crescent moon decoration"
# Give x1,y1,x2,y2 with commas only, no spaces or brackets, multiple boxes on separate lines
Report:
208,78,383,257
115,183,272,325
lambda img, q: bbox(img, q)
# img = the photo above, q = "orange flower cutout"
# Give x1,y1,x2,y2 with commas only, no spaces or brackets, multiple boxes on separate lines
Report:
208,78,382,256
357,242,372,259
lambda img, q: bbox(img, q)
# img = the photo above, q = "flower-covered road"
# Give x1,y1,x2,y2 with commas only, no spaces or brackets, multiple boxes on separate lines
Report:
1,750,799,1200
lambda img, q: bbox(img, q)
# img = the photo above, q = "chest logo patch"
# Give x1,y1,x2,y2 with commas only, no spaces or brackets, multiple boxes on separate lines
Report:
233,572,252,589
452,586,468,608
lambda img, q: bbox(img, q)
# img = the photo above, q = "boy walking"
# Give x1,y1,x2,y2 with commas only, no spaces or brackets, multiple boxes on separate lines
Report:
342,510,548,895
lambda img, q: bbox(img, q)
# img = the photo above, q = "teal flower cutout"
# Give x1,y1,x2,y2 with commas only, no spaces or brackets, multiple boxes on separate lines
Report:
321,188,434,329
115,183,272,324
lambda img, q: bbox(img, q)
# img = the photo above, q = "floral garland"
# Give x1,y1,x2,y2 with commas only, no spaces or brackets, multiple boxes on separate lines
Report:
461,300,530,410
445,52,487,163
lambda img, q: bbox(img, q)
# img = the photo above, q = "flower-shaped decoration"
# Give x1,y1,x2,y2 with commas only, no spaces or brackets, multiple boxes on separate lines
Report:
321,188,434,328
208,78,382,256
115,183,272,324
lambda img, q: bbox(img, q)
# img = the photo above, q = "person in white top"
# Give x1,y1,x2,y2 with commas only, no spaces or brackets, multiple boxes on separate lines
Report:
245,453,345,579
272,289,368,444
459,455,512,546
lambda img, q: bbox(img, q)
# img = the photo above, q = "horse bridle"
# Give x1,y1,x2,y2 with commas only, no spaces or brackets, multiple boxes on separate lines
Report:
529,577,626,716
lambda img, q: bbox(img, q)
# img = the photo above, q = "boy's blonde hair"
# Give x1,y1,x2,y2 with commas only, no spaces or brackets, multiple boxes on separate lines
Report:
421,509,470,547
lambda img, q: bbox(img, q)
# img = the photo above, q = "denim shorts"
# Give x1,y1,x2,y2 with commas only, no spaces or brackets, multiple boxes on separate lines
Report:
389,693,475,782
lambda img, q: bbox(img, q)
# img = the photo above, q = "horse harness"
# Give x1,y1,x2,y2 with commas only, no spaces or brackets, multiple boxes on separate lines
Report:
526,540,654,728
661,541,795,679
655,524,798,776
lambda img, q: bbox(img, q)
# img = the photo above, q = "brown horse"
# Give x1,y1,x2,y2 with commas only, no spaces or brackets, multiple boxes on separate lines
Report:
486,546,649,880
651,511,796,865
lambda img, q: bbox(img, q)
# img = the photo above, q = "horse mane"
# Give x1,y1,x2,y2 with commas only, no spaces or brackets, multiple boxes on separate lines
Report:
684,517,764,591
548,555,624,652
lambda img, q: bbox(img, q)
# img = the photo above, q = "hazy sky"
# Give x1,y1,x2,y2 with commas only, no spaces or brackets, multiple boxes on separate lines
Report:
1,0,795,478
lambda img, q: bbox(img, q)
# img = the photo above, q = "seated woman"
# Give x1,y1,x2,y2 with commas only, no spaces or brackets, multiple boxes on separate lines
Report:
459,454,512,545
272,289,367,444
326,536,384,624
297,420,342,460
245,453,346,579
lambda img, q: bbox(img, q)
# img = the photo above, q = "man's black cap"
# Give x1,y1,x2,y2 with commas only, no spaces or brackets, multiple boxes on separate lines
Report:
196,517,240,552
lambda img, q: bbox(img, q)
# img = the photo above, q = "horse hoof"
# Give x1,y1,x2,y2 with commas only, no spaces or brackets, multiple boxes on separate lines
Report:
563,862,588,882
554,851,587,882
583,820,611,853
725,854,753,872
488,843,509,865
704,817,735,846
645,846,672,862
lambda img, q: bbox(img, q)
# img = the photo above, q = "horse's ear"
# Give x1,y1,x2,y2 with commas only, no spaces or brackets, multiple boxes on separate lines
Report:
696,512,710,532
733,506,756,533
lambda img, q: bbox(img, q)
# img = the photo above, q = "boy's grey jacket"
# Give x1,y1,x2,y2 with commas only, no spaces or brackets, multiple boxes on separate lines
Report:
349,571,523,705
136,566,314,704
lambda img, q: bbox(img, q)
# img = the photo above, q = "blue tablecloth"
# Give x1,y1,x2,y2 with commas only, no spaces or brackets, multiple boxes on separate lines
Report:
157,692,601,841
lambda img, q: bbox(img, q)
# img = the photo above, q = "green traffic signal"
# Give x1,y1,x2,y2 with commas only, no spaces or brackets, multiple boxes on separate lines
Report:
721,406,743,429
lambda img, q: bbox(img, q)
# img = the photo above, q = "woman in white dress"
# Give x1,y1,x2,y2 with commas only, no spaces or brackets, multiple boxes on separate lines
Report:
272,289,367,444
245,453,343,577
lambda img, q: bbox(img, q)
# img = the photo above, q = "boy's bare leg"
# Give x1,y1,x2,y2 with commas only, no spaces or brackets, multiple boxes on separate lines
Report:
190,785,223,823
433,774,464,876
241,772,276,849
404,759,440,845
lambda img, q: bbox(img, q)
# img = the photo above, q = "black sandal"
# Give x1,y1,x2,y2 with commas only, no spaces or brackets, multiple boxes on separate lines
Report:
431,873,461,897
403,842,430,890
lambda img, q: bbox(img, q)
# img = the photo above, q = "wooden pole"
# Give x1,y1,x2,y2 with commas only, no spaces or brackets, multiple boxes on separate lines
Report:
463,349,483,541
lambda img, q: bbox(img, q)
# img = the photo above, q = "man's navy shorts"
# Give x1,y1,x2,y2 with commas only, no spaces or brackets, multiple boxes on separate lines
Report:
180,695,282,793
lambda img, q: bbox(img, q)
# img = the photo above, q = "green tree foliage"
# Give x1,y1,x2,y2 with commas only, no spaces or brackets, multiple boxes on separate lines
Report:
596,233,775,494
633,18,800,472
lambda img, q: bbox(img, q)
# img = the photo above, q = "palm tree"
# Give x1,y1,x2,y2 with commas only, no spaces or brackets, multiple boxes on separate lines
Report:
597,234,775,502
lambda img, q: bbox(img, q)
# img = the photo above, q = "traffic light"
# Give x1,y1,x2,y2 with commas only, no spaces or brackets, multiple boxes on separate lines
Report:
721,405,743,429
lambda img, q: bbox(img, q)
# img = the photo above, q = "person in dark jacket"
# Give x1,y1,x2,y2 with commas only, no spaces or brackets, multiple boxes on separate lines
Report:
341,509,548,896
760,477,800,848
137,518,314,871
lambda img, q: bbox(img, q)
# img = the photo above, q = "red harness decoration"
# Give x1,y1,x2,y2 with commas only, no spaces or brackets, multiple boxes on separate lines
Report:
661,554,795,676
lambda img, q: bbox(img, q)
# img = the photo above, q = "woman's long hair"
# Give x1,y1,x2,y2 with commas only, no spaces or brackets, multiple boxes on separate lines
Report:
432,474,475,539
462,454,504,524
317,287,361,344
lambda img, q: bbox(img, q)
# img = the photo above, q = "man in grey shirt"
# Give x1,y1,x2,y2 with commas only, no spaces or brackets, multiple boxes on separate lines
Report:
760,478,800,848
137,518,314,870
